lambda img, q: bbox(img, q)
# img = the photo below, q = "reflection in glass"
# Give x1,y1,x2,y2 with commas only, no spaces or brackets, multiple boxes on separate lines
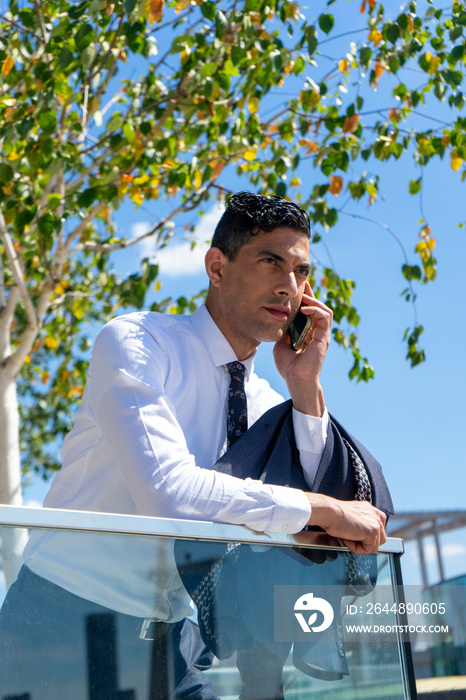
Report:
0,525,410,700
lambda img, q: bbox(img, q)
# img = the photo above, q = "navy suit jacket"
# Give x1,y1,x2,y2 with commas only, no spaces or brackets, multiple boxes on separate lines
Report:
176,400,393,682
212,399,393,516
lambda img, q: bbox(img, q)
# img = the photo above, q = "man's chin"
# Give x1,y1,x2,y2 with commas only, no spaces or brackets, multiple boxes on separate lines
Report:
257,326,288,344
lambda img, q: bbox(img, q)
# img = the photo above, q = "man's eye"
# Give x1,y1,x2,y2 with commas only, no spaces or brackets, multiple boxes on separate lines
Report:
297,268,310,277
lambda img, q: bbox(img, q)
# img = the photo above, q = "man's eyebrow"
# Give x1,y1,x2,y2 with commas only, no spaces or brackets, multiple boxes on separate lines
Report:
257,250,311,269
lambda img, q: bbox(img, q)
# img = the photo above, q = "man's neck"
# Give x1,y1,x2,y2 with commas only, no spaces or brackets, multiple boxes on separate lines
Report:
205,298,258,362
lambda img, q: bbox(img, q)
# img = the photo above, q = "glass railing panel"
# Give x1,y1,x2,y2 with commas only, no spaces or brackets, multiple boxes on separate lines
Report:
0,512,411,700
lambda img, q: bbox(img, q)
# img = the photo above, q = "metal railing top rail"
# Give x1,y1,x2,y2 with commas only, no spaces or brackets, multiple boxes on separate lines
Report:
0,504,404,554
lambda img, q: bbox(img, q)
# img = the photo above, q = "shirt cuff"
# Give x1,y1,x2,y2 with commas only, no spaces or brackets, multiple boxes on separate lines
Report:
292,406,329,455
266,484,311,534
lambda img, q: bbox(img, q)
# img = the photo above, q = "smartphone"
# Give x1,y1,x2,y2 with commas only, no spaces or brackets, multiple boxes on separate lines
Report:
289,306,312,351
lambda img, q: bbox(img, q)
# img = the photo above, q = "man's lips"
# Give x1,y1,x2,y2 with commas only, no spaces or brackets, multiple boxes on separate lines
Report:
264,305,291,321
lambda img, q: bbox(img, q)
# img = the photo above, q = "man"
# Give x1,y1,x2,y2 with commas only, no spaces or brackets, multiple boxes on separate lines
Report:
0,192,389,699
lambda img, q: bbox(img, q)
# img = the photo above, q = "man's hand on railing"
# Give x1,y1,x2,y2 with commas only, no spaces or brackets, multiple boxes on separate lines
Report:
305,493,387,554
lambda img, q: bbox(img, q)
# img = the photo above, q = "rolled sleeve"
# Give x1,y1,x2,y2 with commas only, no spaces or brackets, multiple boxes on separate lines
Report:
292,406,329,488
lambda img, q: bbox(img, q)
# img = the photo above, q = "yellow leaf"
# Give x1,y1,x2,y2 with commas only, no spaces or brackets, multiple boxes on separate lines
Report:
134,173,150,186
366,183,377,198
68,385,84,399
41,371,50,386
283,61,295,75
180,46,191,65
45,337,59,349
243,148,257,161
194,170,203,190
4,107,15,122
415,241,427,253
55,282,66,295
328,176,343,196
176,0,190,12
147,0,165,23
248,96,260,114
427,55,441,74
342,114,360,133
442,135,450,147
154,280,161,292
338,59,349,73
427,238,436,251
451,155,463,172
368,29,383,46
211,161,224,179
374,61,384,80
129,186,144,206
1,56,14,77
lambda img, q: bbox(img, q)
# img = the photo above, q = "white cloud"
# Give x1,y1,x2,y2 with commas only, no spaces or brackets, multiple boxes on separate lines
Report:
23,498,43,508
130,202,224,277
155,239,210,277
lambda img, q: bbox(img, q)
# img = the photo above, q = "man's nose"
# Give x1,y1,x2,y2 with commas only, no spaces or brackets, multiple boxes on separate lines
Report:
276,271,299,298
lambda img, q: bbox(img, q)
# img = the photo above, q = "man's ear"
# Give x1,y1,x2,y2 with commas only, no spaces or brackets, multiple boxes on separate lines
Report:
205,247,228,288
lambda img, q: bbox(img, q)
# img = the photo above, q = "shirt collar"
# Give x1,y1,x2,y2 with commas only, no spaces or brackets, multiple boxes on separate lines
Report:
190,304,256,379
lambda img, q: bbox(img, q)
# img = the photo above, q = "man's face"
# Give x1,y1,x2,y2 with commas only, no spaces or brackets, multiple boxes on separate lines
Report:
213,226,311,351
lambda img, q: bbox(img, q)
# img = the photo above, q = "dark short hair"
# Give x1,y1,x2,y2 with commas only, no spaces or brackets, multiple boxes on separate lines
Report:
211,191,311,259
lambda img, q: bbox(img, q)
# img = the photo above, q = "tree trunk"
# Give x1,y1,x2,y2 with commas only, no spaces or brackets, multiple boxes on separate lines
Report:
0,365,28,588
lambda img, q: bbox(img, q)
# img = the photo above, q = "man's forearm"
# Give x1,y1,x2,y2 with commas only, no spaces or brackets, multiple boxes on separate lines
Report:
288,378,325,417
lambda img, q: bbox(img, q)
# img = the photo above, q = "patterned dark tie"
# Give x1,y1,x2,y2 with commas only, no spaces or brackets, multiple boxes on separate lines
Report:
226,361,248,448
342,437,373,587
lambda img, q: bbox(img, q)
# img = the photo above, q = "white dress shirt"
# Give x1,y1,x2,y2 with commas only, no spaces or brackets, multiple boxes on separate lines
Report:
24,305,328,619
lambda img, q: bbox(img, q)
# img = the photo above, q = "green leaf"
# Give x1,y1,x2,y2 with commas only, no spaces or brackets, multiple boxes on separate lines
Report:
123,123,135,142
38,110,57,134
200,2,216,20
200,62,217,78
318,14,334,35
77,188,99,208
81,45,97,68
75,23,94,51
59,48,74,71
306,26,318,55
385,22,401,43
409,179,422,194
224,60,239,76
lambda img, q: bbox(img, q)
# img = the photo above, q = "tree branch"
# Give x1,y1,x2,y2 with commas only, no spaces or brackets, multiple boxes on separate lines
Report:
33,0,49,40
0,211,38,333
339,209,419,327
75,191,208,254
64,202,108,253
